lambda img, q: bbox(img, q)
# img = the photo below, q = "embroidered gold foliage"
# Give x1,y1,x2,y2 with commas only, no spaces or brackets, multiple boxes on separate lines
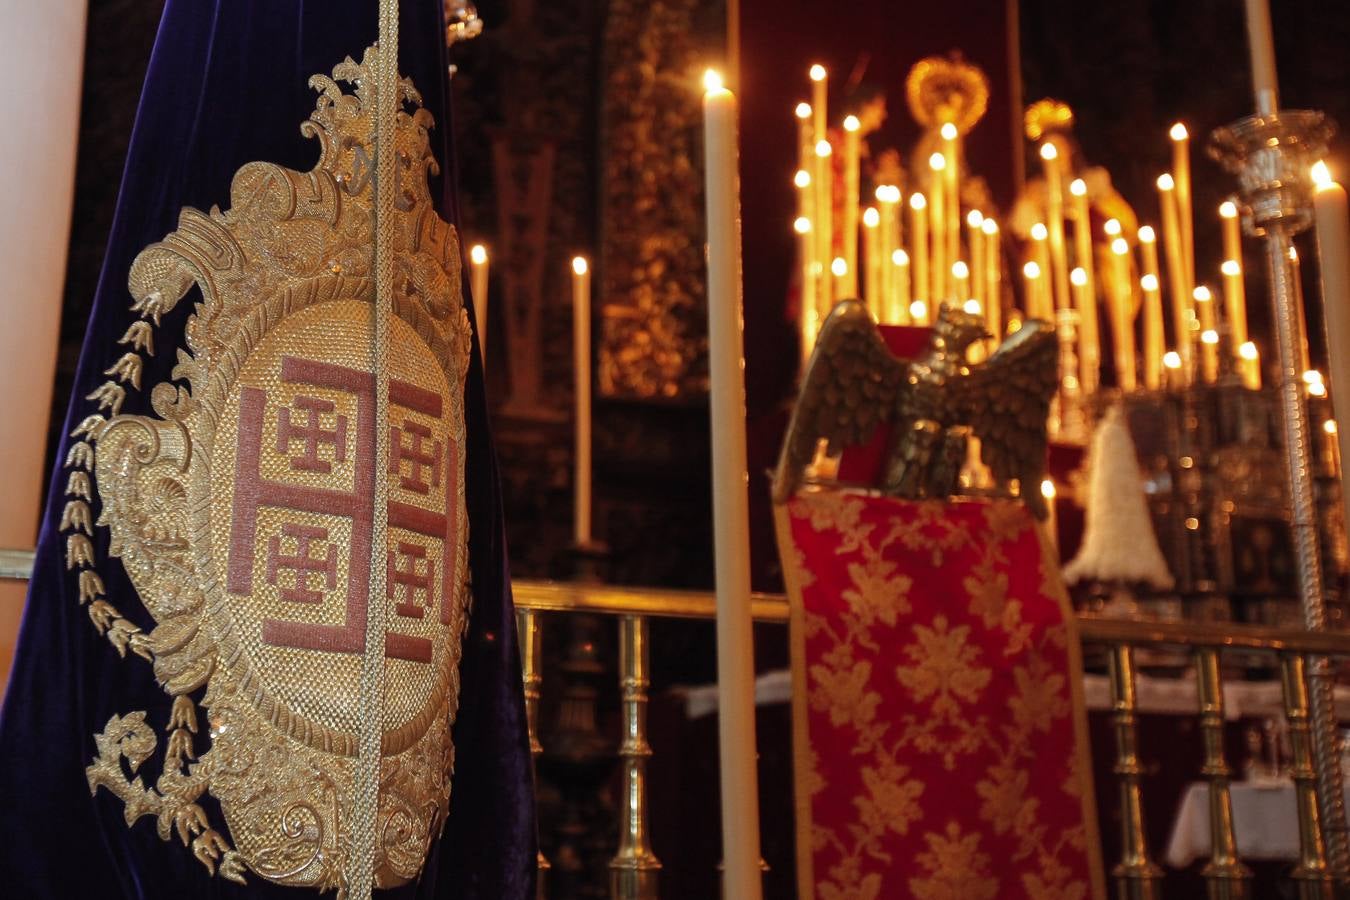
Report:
68,45,472,897
789,491,1097,899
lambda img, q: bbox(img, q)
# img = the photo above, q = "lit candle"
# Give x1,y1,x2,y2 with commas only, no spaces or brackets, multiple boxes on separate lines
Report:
1023,260,1045,321
808,64,827,146
831,256,849,301
1194,285,1219,383
795,102,813,174
1030,222,1051,319
842,115,861,296
1110,237,1138,390
794,216,817,355
1138,227,1165,391
952,260,970,303
1041,142,1073,320
1042,478,1059,552
1163,350,1183,390
469,243,489,362
982,217,1002,338
1312,160,1350,516
910,192,929,306
877,185,900,315
814,139,833,308
1071,267,1099,391
1158,173,1192,380
862,206,880,318
571,255,592,544
1243,0,1280,116
909,299,929,327
701,70,764,900
967,210,985,307
1239,340,1262,390
893,249,912,325
941,122,961,281
1171,123,1195,294
929,152,947,301
1219,201,1249,347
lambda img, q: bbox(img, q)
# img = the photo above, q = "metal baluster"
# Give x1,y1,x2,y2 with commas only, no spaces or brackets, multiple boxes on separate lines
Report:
1194,648,1251,899
610,614,660,899
517,607,551,899
1109,643,1163,899
1281,653,1335,900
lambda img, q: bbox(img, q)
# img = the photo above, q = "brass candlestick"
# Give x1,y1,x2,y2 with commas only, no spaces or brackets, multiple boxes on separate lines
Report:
1211,108,1349,883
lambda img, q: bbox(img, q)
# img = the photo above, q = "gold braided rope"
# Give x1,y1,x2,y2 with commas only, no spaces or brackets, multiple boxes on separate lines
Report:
349,1,399,896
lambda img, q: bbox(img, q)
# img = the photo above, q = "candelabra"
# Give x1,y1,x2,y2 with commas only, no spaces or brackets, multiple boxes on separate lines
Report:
1211,107,1349,886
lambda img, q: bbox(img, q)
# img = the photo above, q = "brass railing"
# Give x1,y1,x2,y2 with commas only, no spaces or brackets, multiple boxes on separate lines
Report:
4,551,1350,899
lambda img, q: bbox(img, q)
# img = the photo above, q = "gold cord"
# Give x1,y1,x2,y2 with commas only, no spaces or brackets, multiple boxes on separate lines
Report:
349,1,399,896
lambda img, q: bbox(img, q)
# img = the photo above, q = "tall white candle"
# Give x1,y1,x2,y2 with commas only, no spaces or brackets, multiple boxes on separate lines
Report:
1041,143,1072,319
470,243,489,362
982,217,1002,338
893,249,912,325
910,192,929,304
842,115,861,297
929,153,947,301
1313,161,1350,531
862,206,881,318
1244,0,1280,116
941,122,961,282
794,216,817,358
702,71,764,900
571,256,593,545
814,139,833,308
1219,202,1249,347
1158,174,1193,382
1171,124,1195,295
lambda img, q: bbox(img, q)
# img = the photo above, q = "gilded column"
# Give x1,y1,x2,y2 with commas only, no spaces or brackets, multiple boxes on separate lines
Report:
1109,644,1162,900
1281,653,1335,900
610,614,660,899
1193,648,1251,899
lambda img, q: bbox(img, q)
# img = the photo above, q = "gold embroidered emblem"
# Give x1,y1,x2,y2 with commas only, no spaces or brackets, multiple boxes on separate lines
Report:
67,47,472,894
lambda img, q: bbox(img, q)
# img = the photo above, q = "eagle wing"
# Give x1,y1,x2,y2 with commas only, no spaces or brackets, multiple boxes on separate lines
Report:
771,300,909,503
950,319,1059,519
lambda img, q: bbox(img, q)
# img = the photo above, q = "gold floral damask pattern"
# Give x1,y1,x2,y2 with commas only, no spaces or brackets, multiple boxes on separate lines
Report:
779,492,1105,900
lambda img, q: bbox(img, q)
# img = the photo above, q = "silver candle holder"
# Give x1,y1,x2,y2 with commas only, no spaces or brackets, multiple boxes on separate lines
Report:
1211,108,1349,884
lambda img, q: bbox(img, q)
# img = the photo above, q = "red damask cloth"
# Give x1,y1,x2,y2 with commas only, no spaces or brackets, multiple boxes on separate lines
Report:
778,491,1106,900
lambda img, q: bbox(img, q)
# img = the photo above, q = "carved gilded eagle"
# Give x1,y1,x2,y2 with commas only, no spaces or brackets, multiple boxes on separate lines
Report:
772,300,1058,518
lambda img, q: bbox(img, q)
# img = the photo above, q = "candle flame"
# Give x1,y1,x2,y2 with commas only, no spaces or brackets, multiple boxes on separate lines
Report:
909,300,928,320
1039,142,1058,161
1310,380,1328,398
1163,351,1182,370
1326,419,1338,435
572,256,589,276
703,69,724,93
843,115,861,132
892,249,909,266
815,140,832,158
1304,369,1324,385
1138,225,1157,243
795,102,812,119
1069,178,1087,197
909,192,927,210
1201,329,1219,345
1157,173,1175,191
1041,478,1056,500
1169,122,1189,141
794,169,811,188
809,64,826,82
928,152,946,171
793,216,811,234
875,184,900,204
981,218,998,235
1111,238,1129,256
1141,273,1160,292
1312,160,1334,188
952,261,970,279
831,257,848,277
1239,341,1259,361
1070,267,1088,287
940,122,958,141
1219,200,1239,218
966,209,984,228
862,207,880,228
1104,218,1122,237
469,244,488,265
1221,259,1242,276
1023,261,1042,279
1031,222,1048,241
964,299,982,315
1193,285,1213,302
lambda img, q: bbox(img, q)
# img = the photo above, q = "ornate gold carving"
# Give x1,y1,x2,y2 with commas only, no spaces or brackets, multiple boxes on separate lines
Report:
773,301,1059,518
598,0,711,399
906,55,990,135
67,46,472,895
